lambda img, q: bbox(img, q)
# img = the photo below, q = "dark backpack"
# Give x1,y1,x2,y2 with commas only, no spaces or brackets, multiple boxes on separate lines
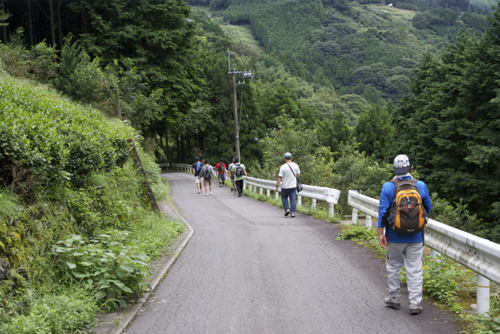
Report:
235,164,244,177
218,163,226,173
202,165,212,179
387,178,427,234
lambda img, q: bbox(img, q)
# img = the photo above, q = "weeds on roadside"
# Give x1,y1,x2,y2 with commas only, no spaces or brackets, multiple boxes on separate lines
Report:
0,286,99,334
53,230,150,310
336,224,377,241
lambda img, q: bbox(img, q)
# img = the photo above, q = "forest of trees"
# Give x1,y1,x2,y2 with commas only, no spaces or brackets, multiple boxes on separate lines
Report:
1,0,499,241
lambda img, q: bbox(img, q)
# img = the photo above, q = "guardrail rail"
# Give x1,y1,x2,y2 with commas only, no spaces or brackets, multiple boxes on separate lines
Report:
348,190,500,315
245,176,341,216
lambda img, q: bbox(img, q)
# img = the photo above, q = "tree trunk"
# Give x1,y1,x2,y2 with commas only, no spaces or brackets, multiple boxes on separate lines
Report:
164,126,169,161
57,0,62,49
176,134,180,163
27,0,34,46
1,0,7,43
49,0,56,46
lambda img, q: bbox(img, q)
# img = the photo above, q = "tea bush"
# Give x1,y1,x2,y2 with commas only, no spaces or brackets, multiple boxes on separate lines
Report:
0,76,136,194
0,74,183,331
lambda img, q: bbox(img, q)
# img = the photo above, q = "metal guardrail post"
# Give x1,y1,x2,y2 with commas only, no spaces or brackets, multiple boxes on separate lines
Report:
349,190,359,224
297,195,302,207
311,198,316,209
366,215,372,228
329,203,334,216
260,187,263,195
275,191,279,200
477,275,490,315
266,189,270,197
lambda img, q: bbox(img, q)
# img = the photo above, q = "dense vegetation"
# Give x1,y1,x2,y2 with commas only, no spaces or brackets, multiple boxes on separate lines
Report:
0,74,183,331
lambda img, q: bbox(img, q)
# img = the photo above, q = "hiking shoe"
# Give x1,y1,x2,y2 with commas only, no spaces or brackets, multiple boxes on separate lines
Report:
384,295,401,309
197,190,201,194
230,188,233,191
210,192,213,195
205,193,209,196
409,303,422,315
284,209,290,216
291,213,295,218
238,194,242,197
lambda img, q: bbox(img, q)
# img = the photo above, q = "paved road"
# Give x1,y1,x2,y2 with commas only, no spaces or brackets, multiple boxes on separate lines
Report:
126,172,460,334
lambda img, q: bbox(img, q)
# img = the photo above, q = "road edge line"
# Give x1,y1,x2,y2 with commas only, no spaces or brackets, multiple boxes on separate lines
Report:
112,200,195,334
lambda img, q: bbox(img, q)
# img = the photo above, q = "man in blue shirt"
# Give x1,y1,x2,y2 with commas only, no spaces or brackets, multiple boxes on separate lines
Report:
191,157,203,194
378,154,432,315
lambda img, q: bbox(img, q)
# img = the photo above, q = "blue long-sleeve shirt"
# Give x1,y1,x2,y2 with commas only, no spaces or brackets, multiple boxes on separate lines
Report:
378,175,432,243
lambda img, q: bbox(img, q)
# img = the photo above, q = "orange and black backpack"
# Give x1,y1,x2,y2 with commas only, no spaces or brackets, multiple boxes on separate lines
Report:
387,178,428,234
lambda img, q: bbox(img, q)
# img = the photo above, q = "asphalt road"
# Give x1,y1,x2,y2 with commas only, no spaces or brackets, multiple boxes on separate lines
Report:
126,172,461,334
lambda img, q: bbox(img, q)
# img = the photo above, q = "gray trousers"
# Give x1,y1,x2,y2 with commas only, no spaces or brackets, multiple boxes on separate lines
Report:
386,242,424,305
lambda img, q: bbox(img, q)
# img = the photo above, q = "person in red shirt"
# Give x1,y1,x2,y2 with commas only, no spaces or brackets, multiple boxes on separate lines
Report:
214,159,227,187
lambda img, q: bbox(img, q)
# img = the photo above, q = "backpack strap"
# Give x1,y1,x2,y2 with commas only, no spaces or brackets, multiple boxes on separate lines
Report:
390,177,417,199
287,163,299,181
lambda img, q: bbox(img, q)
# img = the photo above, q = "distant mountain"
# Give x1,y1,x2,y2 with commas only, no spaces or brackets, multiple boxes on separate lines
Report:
189,0,490,103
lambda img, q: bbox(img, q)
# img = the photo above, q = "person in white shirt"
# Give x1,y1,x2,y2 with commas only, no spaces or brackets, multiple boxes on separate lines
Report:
275,152,300,217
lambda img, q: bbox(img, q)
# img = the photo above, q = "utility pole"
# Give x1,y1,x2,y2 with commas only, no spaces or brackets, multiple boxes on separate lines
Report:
227,52,253,163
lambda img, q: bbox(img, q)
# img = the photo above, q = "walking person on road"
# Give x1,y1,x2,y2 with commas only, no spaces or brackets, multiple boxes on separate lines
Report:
200,159,214,196
227,158,236,193
275,152,300,218
378,154,432,315
214,159,227,188
191,157,203,194
231,158,247,197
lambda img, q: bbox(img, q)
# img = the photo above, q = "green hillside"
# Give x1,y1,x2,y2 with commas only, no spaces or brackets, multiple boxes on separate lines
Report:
192,0,491,103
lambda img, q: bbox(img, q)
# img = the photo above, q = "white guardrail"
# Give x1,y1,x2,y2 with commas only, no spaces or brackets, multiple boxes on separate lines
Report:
161,163,218,176
245,177,341,216
348,190,500,315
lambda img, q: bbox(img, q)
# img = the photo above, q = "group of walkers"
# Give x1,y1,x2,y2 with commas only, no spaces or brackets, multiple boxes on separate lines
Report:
191,151,431,315
191,157,247,197
192,152,301,213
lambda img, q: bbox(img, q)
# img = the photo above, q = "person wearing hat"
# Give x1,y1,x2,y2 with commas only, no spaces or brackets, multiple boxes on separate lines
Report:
377,154,432,315
276,152,301,217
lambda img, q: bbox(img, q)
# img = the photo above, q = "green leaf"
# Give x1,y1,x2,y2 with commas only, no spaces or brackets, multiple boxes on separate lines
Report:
120,264,135,273
119,298,127,309
95,290,107,300
73,272,89,278
121,286,133,293
66,262,76,269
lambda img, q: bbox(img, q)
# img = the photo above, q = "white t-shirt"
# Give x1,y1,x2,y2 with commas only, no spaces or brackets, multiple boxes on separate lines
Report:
278,162,300,189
